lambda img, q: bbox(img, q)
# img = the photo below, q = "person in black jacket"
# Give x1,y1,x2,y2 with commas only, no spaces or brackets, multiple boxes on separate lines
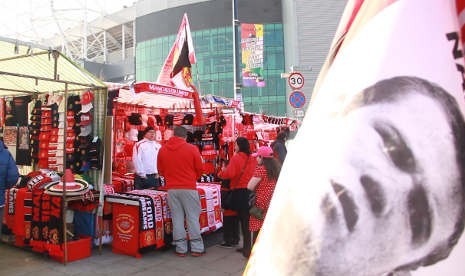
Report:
271,131,287,164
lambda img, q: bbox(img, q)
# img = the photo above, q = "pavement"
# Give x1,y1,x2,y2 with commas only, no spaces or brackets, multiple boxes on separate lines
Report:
0,230,248,276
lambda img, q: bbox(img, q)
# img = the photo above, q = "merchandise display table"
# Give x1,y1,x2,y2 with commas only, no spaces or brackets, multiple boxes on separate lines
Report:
106,183,222,258
3,187,99,263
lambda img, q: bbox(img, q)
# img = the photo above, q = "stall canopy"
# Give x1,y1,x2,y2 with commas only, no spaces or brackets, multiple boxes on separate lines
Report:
117,81,241,110
0,37,106,96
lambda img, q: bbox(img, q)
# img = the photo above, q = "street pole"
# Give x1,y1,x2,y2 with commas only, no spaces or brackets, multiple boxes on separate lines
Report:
232,0,242,107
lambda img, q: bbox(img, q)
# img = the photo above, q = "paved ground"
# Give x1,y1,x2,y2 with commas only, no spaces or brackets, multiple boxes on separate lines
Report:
0,230,248,276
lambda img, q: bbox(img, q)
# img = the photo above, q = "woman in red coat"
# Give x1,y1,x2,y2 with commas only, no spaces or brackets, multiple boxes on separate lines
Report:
218,137,257,257
247,146,281,245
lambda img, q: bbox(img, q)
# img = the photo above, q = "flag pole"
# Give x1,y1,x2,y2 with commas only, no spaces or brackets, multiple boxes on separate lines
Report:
232,0,242,110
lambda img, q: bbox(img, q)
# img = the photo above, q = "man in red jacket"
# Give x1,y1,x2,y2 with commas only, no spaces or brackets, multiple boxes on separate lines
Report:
157,126,205,257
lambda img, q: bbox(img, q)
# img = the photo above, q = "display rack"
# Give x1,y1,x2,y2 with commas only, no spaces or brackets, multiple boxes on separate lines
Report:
0,37,107,265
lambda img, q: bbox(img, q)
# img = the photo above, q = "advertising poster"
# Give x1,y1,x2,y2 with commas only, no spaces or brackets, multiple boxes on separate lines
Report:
3,126,17,146
245,1,465,275
241,23,265,87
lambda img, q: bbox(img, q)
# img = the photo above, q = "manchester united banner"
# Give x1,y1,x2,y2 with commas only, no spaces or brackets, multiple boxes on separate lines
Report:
245,0,465,275
157,13,197,92
241,23,265,87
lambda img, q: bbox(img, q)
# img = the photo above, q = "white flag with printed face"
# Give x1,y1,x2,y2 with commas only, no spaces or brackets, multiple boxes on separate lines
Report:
245,1,465,275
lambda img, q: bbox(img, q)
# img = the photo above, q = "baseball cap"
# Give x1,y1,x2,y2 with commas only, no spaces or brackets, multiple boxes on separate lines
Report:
80,112,93,126
147,116,156,128
41,117,52,125
165,114,174,126
126,128,139,141
252,146,274,158
67,95,81,113
155,115,163,126
81,90,94,105
30,121,41,129
128,113,142,125
51,128,64,136
39,132,50,141
30,115,40,122
79,135,92,148
49,135,59,143
42,110,52,118
80,102,93,113
48,143,59,151
79,124,92,137
182,114,194,125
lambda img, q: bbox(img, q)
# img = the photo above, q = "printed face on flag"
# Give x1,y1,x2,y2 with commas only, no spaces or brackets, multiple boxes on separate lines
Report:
245,1,465,276
301,78,463,276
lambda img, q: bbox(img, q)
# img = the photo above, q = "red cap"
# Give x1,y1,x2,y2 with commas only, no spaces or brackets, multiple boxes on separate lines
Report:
80,112,93,126
147,116,156,128
41,118,52,125
40,125,52,132
81,90,94,105
42,110,52,118
49,135,58,143
39,132,50,141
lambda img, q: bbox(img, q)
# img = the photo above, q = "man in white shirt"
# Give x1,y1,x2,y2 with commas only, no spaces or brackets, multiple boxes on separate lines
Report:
132,127,162,189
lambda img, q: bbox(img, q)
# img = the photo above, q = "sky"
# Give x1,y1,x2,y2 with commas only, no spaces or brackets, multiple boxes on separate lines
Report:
0,0,136,45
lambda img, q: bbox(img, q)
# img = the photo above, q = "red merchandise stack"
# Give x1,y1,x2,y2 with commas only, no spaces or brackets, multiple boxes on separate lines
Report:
197,183,222,233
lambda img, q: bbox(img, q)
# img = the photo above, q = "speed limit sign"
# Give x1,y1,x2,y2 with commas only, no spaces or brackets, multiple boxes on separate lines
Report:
288,72,304,90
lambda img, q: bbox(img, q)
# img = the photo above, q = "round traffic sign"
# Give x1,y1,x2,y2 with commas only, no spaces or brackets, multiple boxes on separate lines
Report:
288,72,304,90
289,91,306,109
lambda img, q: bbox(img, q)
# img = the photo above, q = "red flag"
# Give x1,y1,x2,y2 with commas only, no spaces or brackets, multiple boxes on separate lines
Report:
156,13,203,124
157,13,197,92
246,1,465,276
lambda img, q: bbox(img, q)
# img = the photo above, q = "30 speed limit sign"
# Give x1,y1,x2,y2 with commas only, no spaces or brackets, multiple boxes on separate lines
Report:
288,72,304,90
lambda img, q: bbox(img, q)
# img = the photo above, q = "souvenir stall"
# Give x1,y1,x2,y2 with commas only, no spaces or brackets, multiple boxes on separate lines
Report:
0,38,107,264
241,112,299,146
105,82,234,257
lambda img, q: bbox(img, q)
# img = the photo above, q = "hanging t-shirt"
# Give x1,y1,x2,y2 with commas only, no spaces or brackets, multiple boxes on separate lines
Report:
107,90,119,116
4,99,15,126
12,96,32,126
16,126,31,165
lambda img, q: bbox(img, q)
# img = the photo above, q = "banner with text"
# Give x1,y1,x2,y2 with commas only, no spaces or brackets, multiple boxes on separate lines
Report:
241,23,265,87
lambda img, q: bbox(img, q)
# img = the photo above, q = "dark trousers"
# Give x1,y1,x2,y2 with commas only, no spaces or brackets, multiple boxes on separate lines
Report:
252,231,259,246
237,208,251,256
134,174,160,190
223,215,240,245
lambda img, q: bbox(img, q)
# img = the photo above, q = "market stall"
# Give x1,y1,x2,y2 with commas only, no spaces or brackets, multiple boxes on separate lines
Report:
0,37,107,264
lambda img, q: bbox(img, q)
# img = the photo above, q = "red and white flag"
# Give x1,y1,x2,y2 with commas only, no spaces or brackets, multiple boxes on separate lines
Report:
245,1,465,276
157,13,197,92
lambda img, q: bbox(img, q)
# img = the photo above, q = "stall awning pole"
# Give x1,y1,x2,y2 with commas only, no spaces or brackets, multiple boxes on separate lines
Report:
62,82,68,265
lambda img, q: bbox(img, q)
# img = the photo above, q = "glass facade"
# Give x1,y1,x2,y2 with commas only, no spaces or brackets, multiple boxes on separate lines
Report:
136,23,286,116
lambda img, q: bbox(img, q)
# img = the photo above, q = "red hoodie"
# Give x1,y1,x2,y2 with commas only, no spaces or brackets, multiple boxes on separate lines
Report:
218,152,257,190
157,136,203,190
